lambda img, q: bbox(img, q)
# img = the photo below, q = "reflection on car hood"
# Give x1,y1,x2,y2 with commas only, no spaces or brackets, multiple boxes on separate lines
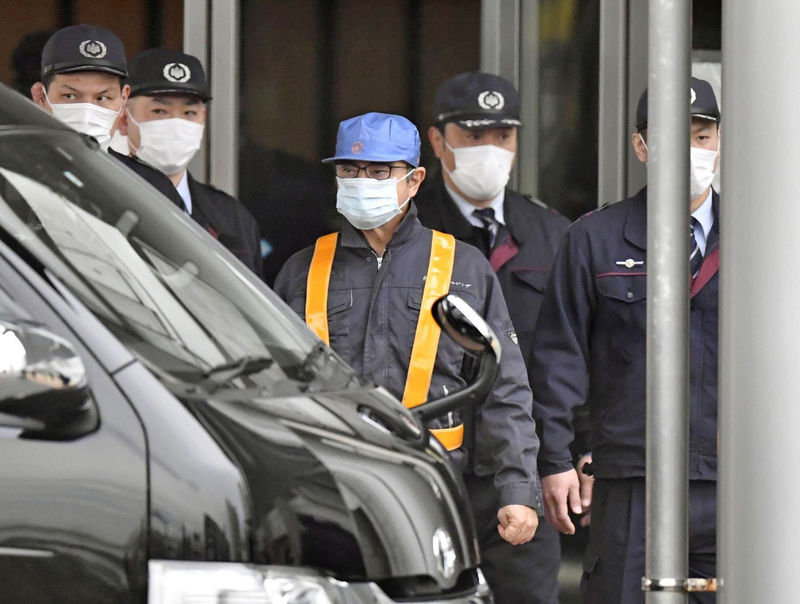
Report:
183,385,479,590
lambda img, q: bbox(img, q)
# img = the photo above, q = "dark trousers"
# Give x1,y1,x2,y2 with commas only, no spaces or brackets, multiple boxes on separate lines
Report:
465,475,561,604
582,478,716,604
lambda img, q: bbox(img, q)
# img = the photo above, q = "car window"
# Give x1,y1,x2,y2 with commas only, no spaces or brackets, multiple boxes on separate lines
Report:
0,130,356,393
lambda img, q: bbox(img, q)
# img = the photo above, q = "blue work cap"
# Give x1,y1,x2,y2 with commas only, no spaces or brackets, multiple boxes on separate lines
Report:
322,112,421,167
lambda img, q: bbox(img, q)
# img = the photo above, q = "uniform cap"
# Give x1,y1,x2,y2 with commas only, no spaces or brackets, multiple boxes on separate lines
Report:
41,24,127,78
433,71,522,129
636,76,720,131
127,49,210,101
322,112,421,167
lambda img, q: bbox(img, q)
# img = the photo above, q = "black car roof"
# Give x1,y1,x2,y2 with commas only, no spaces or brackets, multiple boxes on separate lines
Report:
0,83,73,131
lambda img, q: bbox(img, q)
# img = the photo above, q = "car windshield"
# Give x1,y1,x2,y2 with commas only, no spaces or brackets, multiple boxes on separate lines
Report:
0,128,356,393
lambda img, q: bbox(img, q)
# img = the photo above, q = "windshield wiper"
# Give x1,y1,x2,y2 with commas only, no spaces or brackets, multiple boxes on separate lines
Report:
202,355,273,387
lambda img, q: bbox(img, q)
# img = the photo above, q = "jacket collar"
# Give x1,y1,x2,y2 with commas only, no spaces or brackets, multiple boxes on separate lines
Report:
339,201,424,250
623,187,649,250
623,186,721,251
429,172,530,243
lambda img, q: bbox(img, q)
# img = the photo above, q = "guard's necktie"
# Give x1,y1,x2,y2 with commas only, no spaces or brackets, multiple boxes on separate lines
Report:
690,216,703,279
473,207,498,248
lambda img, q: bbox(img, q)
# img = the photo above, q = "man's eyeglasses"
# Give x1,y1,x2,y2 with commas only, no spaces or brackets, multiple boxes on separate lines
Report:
335,163,410,180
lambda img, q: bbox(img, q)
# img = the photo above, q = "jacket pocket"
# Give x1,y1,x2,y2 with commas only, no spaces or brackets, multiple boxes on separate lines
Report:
596,273,646,303
595,274,647,362
326,289,352,357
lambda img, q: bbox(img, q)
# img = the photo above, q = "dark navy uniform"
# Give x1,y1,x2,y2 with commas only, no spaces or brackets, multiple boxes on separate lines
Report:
117,48,263,279
531,187,719,603
416,174,569,362
416,173,569,604
274,203,543,512
186,174,263,278
108,147,186,208
108,148,263,278
419,70,570,604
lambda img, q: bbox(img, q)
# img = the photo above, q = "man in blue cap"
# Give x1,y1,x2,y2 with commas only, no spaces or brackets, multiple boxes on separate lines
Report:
274,112,543,560
530,77,721,603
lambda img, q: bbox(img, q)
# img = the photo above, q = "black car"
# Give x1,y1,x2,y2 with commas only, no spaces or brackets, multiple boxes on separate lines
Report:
0,86,497,603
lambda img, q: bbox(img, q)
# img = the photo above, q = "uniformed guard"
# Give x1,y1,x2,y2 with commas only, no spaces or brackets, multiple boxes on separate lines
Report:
416,71,570,604
30,24,129,149
531,77,721,603
117,49,263,278
274,112,542,554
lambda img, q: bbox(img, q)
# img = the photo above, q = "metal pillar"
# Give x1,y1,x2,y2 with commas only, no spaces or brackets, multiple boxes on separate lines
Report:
644,0,691,602
597,0,627,206
480,0,540,195
627,0,650,195
597,0,649,205
209,0,240,197
183,0,239,197
184,0,209,183
517,1,538,198
719,1,800,602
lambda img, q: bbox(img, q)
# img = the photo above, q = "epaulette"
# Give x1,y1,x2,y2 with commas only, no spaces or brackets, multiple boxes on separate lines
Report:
576,202,611,222
523,194,550,210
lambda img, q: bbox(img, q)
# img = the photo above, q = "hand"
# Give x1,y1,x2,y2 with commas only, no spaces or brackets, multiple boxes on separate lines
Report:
577,454,594,527
497,504,539,545
541,469,581,535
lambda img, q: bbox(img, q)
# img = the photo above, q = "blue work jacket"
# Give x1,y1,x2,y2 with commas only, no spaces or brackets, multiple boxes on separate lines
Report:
530,187,720,480
274,203,542,510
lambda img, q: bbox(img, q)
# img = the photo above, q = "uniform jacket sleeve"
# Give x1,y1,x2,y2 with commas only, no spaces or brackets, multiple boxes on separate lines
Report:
477,267,543,511
529,222,596,477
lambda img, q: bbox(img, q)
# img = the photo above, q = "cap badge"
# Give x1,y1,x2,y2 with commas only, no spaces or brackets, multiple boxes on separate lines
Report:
351,141,363,155
79,40,107,59
478,90,505,111
690,88,697,104
163,63,191,83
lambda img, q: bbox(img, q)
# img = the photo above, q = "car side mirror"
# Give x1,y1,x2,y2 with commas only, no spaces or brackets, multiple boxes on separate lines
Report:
0,319,97,439
413,295,502,423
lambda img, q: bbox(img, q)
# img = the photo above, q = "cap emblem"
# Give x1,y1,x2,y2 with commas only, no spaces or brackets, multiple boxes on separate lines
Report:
351,141,364,155
478,90,505,111
79,40,107,59
690,88,697,104
163,63,191,83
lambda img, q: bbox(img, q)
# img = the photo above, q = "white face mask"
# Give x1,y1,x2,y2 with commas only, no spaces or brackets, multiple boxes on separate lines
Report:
336,170,414,230
44,89,120,148
690,145,719,199
128,113,205,176
637,134,719,199
443,140,515,200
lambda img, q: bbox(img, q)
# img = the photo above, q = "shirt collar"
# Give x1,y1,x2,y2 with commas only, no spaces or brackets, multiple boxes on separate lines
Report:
444,182,505,227
692,188,714,238
175,171,192,215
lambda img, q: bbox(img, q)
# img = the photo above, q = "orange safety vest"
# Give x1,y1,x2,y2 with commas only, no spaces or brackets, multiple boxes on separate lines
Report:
305,230,464,450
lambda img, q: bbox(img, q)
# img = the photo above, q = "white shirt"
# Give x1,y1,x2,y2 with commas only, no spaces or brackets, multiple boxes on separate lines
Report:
691,188,714,256
444,182,506,230
176,171,192,215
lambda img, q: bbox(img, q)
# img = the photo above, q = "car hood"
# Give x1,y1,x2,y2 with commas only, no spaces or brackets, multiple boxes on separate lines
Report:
180,384,480,591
